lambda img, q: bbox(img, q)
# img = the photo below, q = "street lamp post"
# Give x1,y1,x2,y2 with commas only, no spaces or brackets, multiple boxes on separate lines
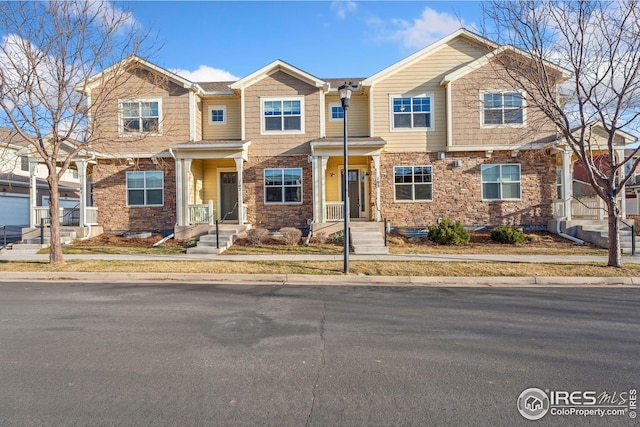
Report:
339,82,355,274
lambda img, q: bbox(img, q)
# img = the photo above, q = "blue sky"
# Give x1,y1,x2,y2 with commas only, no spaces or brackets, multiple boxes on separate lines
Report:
127,1,485,82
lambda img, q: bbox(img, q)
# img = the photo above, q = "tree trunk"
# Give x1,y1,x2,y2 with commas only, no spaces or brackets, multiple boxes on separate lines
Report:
48,176,65,265
606,198,622,268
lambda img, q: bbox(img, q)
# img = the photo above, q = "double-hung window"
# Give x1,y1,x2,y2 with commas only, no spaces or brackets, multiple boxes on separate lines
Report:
391,94,433,130
262,98,303,133
126,171,164,206
481,164,521,200
120,99,161,135
394,166,433,201
482,91,524,126
264,168,302,203
208,105,226,124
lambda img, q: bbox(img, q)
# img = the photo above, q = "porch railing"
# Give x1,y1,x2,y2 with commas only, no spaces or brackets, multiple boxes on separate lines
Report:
552,197,624,220
34,206,99,226
188,202,216,225
325,201,344,222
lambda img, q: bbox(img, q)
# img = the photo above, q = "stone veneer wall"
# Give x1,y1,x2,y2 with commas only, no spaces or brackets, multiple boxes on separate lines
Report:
91,158,176,232
379,150,557,228
243,155,313,230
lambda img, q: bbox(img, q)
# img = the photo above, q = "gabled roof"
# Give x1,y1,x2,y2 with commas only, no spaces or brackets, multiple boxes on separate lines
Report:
440,44,572,86
572,121,638,145
79,55,199,94
362,28,498,86
229,59,328,91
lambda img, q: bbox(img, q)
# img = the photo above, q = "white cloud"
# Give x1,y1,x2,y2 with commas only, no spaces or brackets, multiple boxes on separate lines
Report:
172,65,239,82
385,7,466,49
331,0,357,20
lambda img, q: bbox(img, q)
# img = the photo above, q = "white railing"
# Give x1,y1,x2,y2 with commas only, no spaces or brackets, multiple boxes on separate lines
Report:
34,206,99,226
325,202,344,222
188,202,216,225
242,203,248,224
553,197,624,220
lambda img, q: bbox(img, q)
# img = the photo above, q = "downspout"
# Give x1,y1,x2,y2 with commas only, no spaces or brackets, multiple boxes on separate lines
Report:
79,153,96,241
556,216,585,245
169,147,179,228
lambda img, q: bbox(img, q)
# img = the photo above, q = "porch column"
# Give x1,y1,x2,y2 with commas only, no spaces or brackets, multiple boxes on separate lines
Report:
234,157,244,224
313,156,329,223
175,159,184,226
562,149,572,220
372,154,381,222
28,160,38,228
74,160,87,228
182,159,192,226
617,148,627,219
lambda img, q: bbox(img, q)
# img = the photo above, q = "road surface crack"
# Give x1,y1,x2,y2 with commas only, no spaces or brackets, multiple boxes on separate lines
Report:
305,299,326,427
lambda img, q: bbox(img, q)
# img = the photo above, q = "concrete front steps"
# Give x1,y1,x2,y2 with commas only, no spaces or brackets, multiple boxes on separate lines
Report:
350,223,388,255
551,219,637,254
11,228,78,250
187,225,246,255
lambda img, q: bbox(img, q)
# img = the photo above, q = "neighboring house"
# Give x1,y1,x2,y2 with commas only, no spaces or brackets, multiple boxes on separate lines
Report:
19,28,637,239
0,128,81,228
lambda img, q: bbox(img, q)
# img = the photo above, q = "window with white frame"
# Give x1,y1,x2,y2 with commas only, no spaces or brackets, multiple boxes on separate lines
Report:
264,168,302,203
391,95,433,130
481,91,524,126
208,105,226,124
481,164,521,200
120,99,161,134
262,98,303,133
330,103,344,120
394,166,433,201
126,171,164,206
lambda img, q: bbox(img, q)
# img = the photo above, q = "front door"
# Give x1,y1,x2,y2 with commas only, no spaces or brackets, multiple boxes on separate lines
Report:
342,169,360,219
220,172,238,221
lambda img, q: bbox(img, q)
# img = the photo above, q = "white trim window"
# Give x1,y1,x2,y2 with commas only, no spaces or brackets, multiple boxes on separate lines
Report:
264,168,302,204
329,103,344,121
481,91,525,127
390,94,433,131
261,97,304,134
394,165,433,201
119,99,162,135
481,164,521,200
126,171,164,206
208,105,226,125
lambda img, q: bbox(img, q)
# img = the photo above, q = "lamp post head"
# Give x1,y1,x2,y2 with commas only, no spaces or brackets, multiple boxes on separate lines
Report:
338,82,355,110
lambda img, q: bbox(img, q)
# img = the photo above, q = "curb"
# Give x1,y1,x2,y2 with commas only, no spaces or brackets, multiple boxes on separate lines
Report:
0,272,637,286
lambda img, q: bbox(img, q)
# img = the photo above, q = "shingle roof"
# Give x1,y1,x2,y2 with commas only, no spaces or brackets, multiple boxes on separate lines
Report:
322,78,366,89
197,81,235,92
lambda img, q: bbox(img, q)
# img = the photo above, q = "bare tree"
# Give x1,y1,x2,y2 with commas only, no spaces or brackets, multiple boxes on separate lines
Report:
483,0,640,267
0,1,156,264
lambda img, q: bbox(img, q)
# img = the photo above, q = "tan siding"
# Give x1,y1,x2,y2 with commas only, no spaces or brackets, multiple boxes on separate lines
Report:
244,71,321,156
90,69,191,155
372,38,488,153
325,93,370,138
195,98,203,141
202,96,242,140
189,159,204,204
451,62,557,147
202,159,236,208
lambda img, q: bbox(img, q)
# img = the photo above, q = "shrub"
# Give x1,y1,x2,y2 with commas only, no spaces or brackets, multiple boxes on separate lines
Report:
247,228,269,245
314,231,328,244
329,231,344,244
279,227,302,246
387,236,405,246
427,219,470,245
490,226,526,244
407,236,421,244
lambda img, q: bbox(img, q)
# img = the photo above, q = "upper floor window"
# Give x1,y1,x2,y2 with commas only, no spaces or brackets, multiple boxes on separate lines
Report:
481,91,525,127
264,168,302,204
394,165,433,201
330,103,344,120
481,164,521,200
261,97,304,134
390,94,433,131
208,105,226,125
126,171,164,206
120,99,161,135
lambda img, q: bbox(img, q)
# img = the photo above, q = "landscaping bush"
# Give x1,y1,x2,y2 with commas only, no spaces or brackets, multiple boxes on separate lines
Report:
387,236,405,246
490,226,527,244
427,219,470,245
247,228,269,245
329,231,344,244
407,236,422,244
314,231,328,244
279,227,302,246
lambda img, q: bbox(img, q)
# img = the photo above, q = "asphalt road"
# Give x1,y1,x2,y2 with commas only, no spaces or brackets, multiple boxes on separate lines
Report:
0,282,638,426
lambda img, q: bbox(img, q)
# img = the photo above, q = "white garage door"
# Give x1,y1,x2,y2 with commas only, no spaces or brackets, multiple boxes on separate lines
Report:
0,194,29,227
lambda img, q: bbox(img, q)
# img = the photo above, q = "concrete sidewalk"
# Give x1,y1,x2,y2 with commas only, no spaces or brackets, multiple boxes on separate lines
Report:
1,246,638,286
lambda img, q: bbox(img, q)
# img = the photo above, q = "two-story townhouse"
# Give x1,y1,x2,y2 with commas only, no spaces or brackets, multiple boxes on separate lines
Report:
66,28,634,243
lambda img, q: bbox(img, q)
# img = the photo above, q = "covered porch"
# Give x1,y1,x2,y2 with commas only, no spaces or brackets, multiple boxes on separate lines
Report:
172,140,250,239
310,137,386,223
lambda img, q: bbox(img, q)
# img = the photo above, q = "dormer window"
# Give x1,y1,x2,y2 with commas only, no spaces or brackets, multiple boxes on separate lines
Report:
119,99,161,135
261,97,304,134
